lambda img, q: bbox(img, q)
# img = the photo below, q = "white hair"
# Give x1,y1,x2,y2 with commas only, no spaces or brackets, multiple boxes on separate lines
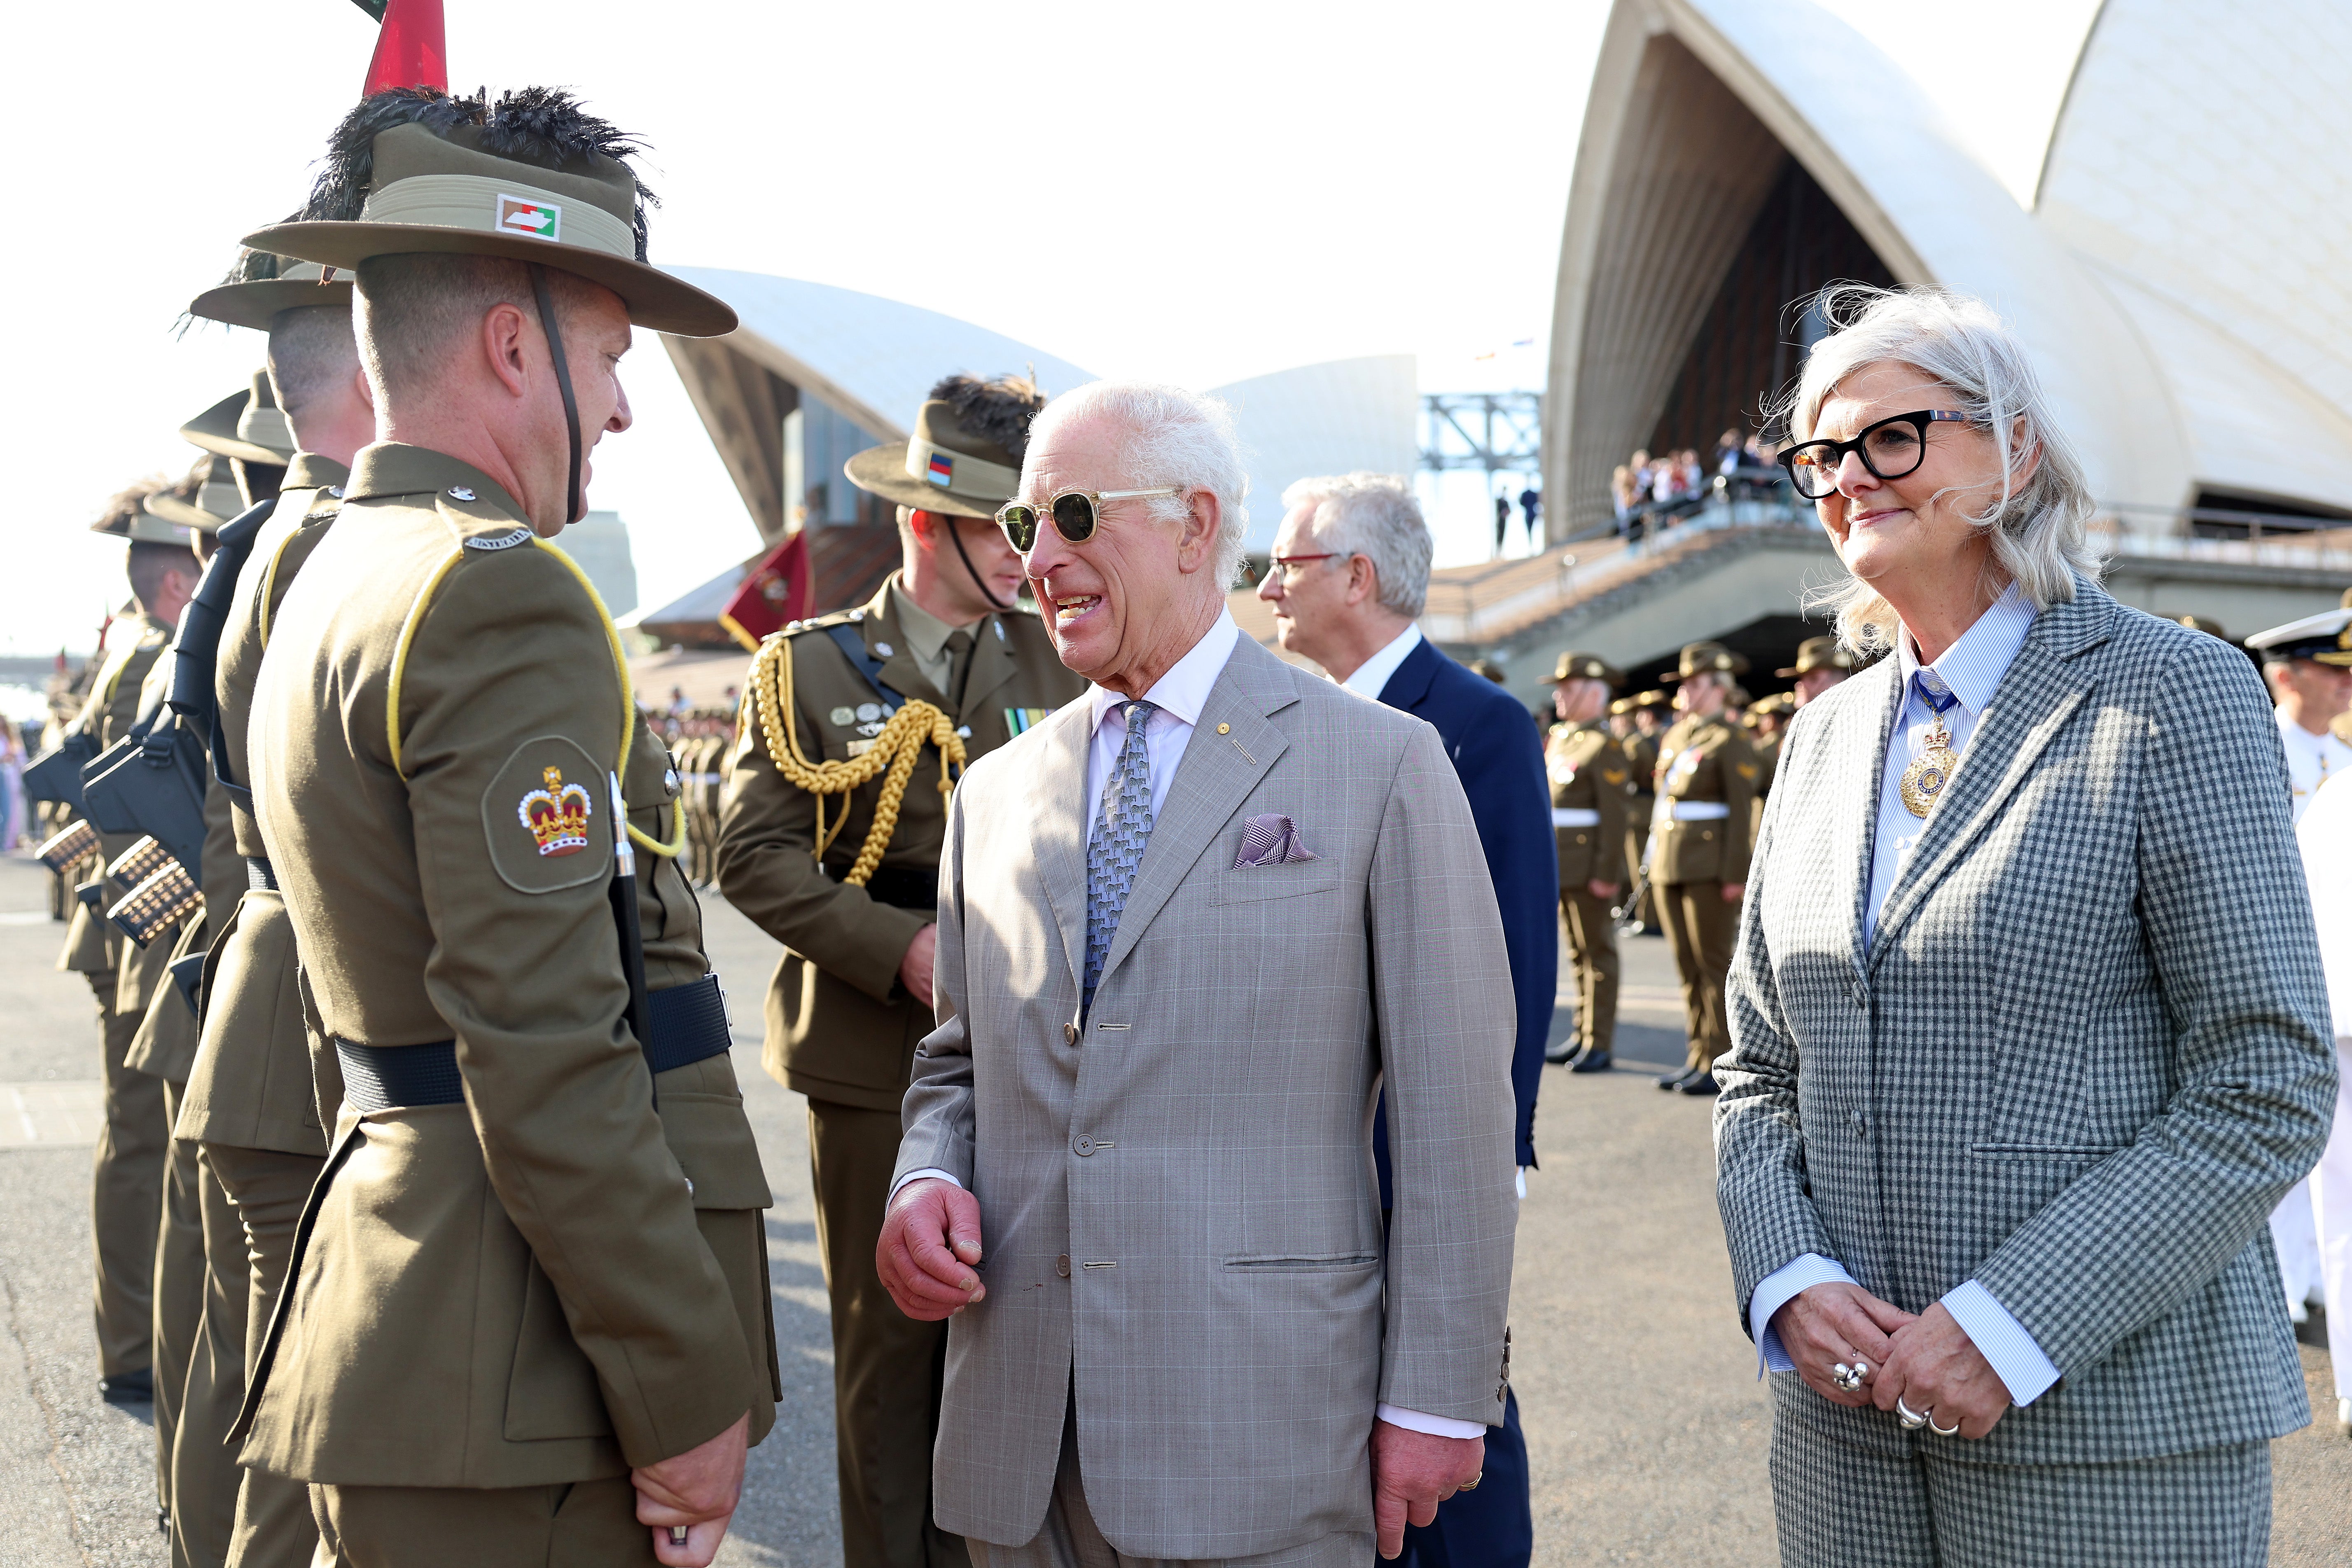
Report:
1023,380,1250,588
1280,472,1434,619
1782,285,2098,654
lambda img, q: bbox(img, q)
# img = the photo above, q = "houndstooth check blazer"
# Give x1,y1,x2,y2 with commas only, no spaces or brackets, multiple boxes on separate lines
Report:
1715,577,2337,1465
894,633,1518,1558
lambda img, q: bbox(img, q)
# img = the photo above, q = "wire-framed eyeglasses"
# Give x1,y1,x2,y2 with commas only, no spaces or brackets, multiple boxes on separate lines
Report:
1778,409,1970,500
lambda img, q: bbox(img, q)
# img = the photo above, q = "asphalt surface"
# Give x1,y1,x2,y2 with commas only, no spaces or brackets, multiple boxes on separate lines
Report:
2,851,2346,1565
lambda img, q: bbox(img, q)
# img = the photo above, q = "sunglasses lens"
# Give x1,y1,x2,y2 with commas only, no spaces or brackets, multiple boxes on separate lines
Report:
1051,492,1098,542
998,505,1038,552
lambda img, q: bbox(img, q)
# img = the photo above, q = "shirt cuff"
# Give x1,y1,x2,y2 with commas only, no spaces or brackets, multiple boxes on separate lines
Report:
1941,1279,2062,1407
1377,1403,1488,1439
1749,1253,1857,1379
888,1168,960,1202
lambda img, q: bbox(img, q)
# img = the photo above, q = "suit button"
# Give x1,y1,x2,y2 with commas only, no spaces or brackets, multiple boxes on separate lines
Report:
1063,1022,1079,1045
1850,981,1867,1009
1850,1110,1869,1139
1074,1136,1096,1156
1056,1255,1072,1278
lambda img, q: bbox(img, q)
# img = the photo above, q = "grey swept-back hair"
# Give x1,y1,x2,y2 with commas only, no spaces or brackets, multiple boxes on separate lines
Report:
1782,285,2098,654
1281,472,1434,619
1023,381,1251,589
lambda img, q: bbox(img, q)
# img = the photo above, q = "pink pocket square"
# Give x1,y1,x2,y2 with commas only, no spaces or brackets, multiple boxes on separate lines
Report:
1237,814,1320,867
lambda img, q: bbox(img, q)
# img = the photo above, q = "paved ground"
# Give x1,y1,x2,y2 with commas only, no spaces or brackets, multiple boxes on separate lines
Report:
2,850,2346,1565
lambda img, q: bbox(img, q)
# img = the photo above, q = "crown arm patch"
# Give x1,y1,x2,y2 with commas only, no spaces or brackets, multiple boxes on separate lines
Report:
483,735,613,895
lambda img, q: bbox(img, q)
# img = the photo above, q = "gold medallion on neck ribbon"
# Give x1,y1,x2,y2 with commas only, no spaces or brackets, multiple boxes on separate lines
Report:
1898,721,1958,817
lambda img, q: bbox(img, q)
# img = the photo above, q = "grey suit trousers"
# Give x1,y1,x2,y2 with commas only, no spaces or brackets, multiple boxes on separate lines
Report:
970,1397,1372,1568
1767,1393,2270,1567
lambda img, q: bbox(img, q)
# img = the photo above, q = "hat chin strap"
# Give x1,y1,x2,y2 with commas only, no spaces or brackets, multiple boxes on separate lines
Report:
528,264,583,526
929,509,1010,613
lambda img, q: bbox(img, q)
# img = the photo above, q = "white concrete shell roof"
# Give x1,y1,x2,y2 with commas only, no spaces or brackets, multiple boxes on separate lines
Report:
1547,0,2352,535
667,268,1098,442
1206,355,1420,549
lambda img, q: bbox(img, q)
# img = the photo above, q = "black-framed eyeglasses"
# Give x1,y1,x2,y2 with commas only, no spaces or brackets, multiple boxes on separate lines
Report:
1778,409,1970,500
994,486,1180,553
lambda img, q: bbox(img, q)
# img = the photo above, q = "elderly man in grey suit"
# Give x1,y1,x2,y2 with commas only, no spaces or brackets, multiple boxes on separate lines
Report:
876,380,1518,1567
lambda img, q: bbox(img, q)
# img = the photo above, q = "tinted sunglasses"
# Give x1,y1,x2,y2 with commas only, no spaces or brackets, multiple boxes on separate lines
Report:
995,487,1180,553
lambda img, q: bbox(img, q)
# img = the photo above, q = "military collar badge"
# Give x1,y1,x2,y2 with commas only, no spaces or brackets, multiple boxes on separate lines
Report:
519,766,593,857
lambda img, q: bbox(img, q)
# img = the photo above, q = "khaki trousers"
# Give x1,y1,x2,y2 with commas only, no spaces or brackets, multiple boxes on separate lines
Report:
207,1142,324,1568
171,1147,247,1568
153,1078,205,1515
969,1403,1371,1568
1657,882,1740,1073
92,974,166,1377
1558,888,1619,1058
808,1098,967,1568
311,1475,654,1567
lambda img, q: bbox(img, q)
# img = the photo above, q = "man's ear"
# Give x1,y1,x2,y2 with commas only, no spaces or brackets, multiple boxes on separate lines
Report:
1175,488,1221,573
1348,554,1380,608
481,301,532,400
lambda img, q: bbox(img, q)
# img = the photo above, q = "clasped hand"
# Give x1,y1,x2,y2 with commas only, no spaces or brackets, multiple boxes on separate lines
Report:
878,1176,987,1320
1769,1283,2013,1439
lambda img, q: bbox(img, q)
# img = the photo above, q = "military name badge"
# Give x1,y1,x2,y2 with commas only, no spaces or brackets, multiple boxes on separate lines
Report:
483,736,612,893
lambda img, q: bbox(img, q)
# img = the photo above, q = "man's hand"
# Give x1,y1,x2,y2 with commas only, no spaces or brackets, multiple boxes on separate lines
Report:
876,1176,985,1321
1768,1282,1915,1407
1587,879,1620,901
633,1411,748,1567
1721,881,1745,903
1370,1420,1484,1560
898,923,939,1010
1873,1301,2012,1439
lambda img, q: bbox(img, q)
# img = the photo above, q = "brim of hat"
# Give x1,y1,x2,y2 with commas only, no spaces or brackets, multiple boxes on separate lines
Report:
243,221,737,337
180,389,291,466
143,494,227,531
93,512,203,545
186,277,355,332
843,442,1012,519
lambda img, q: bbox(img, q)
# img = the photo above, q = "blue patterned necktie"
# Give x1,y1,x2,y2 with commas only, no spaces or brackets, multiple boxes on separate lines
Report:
1084,699,1159,1007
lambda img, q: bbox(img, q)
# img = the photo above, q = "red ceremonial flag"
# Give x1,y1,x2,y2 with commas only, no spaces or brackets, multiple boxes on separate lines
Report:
719,532,814,651
362,0,447,95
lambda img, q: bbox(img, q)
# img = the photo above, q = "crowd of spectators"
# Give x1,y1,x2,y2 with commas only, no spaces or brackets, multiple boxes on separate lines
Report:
1609,428,1787,540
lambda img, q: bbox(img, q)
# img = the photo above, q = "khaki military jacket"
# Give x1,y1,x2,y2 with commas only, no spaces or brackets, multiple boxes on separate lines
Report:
180,457,346,1156
55,611,172,978
239,444,773,1488
1546,719,1629,889
1648,712,1760,886
717,575,1084,1112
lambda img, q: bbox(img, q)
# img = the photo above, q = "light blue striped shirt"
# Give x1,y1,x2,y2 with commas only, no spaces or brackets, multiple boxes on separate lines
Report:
1748,584,2061,1407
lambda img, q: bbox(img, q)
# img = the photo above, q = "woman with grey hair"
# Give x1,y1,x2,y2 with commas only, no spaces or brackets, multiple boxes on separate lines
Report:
1714,285,2335,1564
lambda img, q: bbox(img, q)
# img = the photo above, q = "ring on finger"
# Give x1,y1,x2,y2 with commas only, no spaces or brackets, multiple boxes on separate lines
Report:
1460,1472,1482,1491
1927,1412,1961,1438
1896,1397,1929,1431
1830,1362,1863,1393
669,1526,690,1546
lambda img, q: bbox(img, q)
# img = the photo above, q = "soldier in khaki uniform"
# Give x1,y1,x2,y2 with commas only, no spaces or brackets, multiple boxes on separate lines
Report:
1648,642,1759,1097
1611,689,1668,933
118,459,243,1547
173,252,369,1568
1779,633,1855,708
1544,652,1628,1073
55,479,202,1407
235,88,775,1566
717,376,1085,1568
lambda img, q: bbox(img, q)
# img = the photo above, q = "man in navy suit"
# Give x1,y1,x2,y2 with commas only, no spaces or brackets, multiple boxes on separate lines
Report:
1259,473,1555,1568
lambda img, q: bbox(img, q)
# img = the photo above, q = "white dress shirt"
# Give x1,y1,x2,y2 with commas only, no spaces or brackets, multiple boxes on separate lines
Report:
1747,584,2063,1409
1339,624,1422,701
2277,708,2352,825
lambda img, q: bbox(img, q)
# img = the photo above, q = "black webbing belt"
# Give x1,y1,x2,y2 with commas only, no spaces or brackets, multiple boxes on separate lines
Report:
335,973,733,1113
245,856,278,891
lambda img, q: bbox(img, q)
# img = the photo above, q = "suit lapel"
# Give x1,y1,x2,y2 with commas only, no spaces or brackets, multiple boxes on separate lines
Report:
1842,659,1906,980
1377,638,1439,714
1095,640,1296,991
1866,587,2111,969
1029,699,1095,995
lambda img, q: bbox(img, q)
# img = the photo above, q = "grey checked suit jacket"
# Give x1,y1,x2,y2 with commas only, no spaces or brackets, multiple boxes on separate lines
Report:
1715,578,2337,1465
895,633,1518,1558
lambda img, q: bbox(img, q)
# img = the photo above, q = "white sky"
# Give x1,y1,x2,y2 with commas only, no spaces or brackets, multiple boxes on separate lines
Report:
0,0,2098,657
